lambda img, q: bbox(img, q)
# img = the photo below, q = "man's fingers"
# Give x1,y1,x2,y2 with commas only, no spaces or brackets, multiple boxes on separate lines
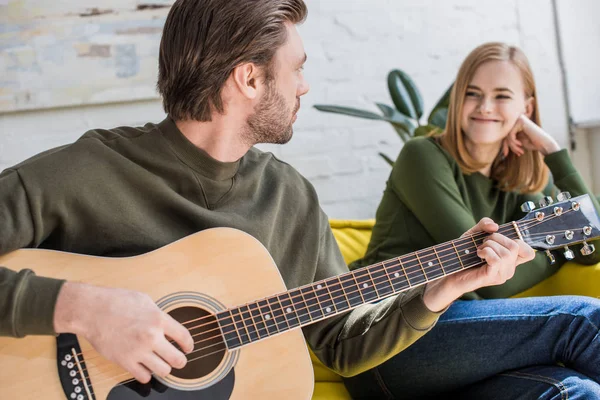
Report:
130,362,152,384
482,233,519,253
154,336,188,370
142,352,172,378
462,218,498,237
163,313,194,354
477,245,501,267
515,239,535,263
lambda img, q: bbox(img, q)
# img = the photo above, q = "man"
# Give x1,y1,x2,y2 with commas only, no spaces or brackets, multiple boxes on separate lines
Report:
1,0,535,393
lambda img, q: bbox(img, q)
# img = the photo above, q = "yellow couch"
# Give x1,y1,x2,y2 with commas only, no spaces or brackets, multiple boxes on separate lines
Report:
311,219,600,400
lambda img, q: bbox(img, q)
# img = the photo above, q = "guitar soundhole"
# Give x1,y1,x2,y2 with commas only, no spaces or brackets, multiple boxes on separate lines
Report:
167,306,226,380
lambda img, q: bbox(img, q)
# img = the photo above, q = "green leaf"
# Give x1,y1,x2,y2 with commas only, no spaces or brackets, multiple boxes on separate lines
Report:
313,105,386,121
375,103,398,119
378,152,395,166
387,69,424,120
376,102,417,133
414,124,440,137
428,83,453,126
390,122,411,143
428,107,448,130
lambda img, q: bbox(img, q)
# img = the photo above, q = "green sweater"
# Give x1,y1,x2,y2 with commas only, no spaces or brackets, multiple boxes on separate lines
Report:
0,118,442,377
352,136,600,299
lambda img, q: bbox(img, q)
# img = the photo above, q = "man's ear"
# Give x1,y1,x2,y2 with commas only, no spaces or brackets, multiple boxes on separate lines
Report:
231,63,260,100
525,97,535,119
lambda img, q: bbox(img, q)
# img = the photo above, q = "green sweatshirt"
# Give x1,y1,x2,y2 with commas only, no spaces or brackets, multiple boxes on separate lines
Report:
0,118,442,377
351,136,600,299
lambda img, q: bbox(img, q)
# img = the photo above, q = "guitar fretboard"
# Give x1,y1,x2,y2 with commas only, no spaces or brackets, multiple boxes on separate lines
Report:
218,222,518,349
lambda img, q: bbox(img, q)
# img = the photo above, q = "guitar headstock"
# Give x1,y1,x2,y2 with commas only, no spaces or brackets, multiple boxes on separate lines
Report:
517,193,600,261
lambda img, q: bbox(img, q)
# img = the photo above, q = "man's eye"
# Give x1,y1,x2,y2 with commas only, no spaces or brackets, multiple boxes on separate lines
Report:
497,95,511,99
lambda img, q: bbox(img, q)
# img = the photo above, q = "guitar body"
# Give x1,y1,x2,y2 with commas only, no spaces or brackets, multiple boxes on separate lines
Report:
0,228,314,399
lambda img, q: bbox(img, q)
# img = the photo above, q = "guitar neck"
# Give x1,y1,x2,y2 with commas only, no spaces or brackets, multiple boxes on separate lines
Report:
218,221,520,349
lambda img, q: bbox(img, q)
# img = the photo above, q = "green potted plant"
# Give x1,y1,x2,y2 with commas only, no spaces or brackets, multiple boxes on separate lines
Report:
314,69,453,165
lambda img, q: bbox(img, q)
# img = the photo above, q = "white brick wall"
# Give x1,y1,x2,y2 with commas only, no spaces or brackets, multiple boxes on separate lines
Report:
0,0,571,219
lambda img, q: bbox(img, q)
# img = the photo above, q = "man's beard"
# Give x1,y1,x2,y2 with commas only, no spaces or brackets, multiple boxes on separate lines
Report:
244,82,299,146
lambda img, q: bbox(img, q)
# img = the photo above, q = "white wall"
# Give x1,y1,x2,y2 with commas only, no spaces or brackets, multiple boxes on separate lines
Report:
0,0,572,219
555,0,600,126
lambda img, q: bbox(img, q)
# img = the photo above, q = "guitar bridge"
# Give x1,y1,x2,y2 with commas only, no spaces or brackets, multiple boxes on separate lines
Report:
56,333,95,400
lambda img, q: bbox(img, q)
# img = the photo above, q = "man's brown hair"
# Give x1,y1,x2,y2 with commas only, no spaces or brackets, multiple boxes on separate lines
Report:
157,0,307,122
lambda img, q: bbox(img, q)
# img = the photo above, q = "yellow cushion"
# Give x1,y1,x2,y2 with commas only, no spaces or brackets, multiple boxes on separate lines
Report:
513,261,600,298
312,382,354,400
329,219,375,265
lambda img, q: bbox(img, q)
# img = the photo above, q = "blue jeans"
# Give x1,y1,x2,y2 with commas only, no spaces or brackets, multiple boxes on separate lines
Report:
343,296,600,399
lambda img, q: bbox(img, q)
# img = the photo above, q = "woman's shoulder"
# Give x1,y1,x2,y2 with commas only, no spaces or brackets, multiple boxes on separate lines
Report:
396,136,456,168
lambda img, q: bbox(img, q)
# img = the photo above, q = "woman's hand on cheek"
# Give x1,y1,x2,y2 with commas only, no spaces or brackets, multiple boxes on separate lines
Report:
503,114,561,157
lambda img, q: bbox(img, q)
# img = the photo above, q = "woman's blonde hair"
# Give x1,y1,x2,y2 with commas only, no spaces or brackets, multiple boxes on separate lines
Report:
439,42,548,194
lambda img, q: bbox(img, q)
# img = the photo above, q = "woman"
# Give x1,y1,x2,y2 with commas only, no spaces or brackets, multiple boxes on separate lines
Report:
353,42,600,300
343,42,600,399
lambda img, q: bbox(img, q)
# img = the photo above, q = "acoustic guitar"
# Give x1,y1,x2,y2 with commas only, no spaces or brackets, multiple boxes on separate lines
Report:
1,193,598,399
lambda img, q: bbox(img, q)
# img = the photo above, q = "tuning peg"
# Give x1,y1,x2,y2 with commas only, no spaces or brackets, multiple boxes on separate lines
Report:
563,246,575,260
581,241,596,256
545,250,556,264
520,201,536,212
557,192,572,202
539,196,554,207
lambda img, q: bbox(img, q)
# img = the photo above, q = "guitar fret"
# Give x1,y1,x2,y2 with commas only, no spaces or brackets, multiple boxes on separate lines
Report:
291,288,312,325
267,297,289,332
414,252,429,282
470,235,479,251
466,237,483,269
383,259,410,292
248,302,269,339
420,250,445,280
281,293,300,328
382,261,395,289
452,241,466,270
313,283,336,316
333,277,351,311
301,287,323,320
353,269,378,302
432,246,446,276
398,257,413,287
365,267,380,298
217,311,242,349
239,305,259,342
369,264,393,297
324,281,339,313
339,274,362,307
258,300,279,336
402,257,427,286
350,273,367,303
231,309,251,346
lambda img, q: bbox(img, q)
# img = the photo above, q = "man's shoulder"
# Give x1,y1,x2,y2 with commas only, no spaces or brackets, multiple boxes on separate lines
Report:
246,147,318,195
76,122,159,145
8,122,160,178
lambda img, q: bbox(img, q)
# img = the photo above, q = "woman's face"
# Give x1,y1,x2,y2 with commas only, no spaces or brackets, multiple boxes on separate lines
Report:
461,60,532,149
